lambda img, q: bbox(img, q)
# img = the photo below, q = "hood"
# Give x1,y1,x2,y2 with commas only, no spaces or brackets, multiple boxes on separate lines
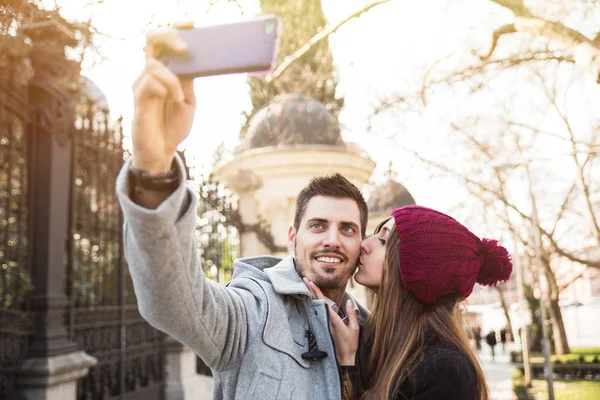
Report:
231,255,312,298
231,256,370,325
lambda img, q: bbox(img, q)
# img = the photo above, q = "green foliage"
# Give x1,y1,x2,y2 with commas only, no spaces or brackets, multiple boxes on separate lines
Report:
523,283,555,353
572,348,600,355
530,380,600,400
529,348,600,364
512,369,532,400
512,348,600,365
514,365,600,400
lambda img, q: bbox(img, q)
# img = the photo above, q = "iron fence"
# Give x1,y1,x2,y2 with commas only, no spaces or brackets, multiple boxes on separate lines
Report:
66,101,166,400
1,3,278,395
0,46,34,400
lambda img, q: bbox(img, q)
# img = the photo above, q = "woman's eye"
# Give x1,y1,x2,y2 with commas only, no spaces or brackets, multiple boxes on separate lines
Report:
378,237,386,245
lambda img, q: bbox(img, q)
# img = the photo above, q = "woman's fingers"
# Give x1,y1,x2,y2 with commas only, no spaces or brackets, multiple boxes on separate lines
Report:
303,278,316,298
301,280,360,366
346,299,359,330
305,279,327,300
305,280,352,325
326,301,341,322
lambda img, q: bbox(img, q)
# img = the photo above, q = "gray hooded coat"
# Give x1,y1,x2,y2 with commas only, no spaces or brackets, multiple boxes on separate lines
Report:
116,157,369,399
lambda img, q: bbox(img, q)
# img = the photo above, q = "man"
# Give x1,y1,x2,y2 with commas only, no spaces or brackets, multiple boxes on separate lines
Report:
486,330,497,361
116,30,369,399
500,327,508,353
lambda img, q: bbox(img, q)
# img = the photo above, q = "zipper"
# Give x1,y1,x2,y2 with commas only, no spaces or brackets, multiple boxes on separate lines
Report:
325,303,344,396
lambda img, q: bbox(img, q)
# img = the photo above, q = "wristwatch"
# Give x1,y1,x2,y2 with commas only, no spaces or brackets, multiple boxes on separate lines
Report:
128,160,180,194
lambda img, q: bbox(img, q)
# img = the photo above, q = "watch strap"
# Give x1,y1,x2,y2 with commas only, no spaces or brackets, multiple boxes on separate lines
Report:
128,160,180,194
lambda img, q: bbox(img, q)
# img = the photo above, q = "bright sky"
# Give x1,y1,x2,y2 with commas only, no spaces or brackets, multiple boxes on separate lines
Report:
59,0,479,190
52,0,600,243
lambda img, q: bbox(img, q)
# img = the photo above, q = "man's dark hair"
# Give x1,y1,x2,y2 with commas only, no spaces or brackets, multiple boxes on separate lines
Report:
294,173,368,237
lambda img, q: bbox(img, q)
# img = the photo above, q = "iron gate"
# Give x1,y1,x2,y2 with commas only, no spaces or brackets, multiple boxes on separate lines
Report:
66,99,166,400
0,43,34,400
1,4,278,398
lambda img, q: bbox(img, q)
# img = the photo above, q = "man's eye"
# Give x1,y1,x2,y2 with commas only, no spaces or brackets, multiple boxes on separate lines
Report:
311,223,324,229
342,226,356,234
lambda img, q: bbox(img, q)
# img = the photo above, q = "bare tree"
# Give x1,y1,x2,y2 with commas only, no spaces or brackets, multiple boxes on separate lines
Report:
390,99,598,354
481,0,600,83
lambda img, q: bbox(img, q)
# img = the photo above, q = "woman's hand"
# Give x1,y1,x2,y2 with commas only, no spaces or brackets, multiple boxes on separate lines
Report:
304,278,359,366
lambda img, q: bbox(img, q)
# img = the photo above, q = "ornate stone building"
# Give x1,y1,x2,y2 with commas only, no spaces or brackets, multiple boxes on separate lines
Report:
366,166,416,234
215,93,376,256
214,94,418,309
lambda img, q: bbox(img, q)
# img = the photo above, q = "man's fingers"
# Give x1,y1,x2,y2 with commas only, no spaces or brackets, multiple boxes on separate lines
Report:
346,299,359,330
172,21,195,29
133,74,168,101
146,30,188,59
180,79,196,104
146,59,185,102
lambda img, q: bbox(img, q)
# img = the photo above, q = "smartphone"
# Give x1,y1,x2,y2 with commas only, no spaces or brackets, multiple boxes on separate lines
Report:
161,15,281,78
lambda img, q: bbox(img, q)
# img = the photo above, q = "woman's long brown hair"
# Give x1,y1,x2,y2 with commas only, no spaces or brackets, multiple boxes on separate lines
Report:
359,223,489,400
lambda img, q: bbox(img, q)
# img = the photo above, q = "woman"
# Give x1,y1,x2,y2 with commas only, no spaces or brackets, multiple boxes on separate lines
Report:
306,205,512,400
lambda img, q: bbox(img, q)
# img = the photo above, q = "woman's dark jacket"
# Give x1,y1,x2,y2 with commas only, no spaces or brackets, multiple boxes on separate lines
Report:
343,333,479,400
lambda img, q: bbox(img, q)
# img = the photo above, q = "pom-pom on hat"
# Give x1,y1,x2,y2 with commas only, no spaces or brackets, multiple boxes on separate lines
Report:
391,205,512,305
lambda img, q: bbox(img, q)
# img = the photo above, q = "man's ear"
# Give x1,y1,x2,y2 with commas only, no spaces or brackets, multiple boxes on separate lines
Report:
288,226,296,252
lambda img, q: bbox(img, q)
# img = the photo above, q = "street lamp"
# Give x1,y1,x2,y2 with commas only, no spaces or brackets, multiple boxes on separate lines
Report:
492,158,555,400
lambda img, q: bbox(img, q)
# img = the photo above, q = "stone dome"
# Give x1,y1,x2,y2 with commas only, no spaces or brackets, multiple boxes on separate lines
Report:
242,93,344,150
368,178,415,215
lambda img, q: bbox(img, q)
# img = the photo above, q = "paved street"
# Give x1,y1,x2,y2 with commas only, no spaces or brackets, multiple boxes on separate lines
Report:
479,345,516,400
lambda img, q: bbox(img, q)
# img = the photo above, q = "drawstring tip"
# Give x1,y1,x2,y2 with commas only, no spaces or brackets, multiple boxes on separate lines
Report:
301,350,328,361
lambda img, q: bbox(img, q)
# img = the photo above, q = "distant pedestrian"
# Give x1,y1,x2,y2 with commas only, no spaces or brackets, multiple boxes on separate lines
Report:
474,326,482,351
486,330,497,360
500,327,507,353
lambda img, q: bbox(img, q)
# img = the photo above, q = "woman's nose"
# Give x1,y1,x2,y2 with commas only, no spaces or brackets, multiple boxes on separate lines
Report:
360,239,370,255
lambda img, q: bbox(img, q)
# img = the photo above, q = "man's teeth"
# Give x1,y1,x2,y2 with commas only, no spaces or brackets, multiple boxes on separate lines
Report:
316,257,341,264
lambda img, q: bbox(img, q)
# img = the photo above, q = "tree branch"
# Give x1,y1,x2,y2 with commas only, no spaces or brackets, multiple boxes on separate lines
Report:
400,147,600,269
266,0,392,83
490,0,532,17
558,271,585,292
506,120,591,146
550,182,577,237
479,23,517,60
372,51,572,117
488,0,600,82
536,72,600,243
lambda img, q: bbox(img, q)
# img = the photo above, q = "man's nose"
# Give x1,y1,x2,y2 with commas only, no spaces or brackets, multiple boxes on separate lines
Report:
323,229,342,248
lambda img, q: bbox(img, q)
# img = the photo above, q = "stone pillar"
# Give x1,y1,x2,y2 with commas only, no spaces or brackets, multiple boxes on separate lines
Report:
164,337,213,400
270,200,294,255
16,19,96,400
16,352,97,400
226,169,264,257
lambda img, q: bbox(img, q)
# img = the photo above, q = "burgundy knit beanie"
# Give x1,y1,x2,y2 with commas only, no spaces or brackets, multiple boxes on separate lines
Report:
391,205,512,305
